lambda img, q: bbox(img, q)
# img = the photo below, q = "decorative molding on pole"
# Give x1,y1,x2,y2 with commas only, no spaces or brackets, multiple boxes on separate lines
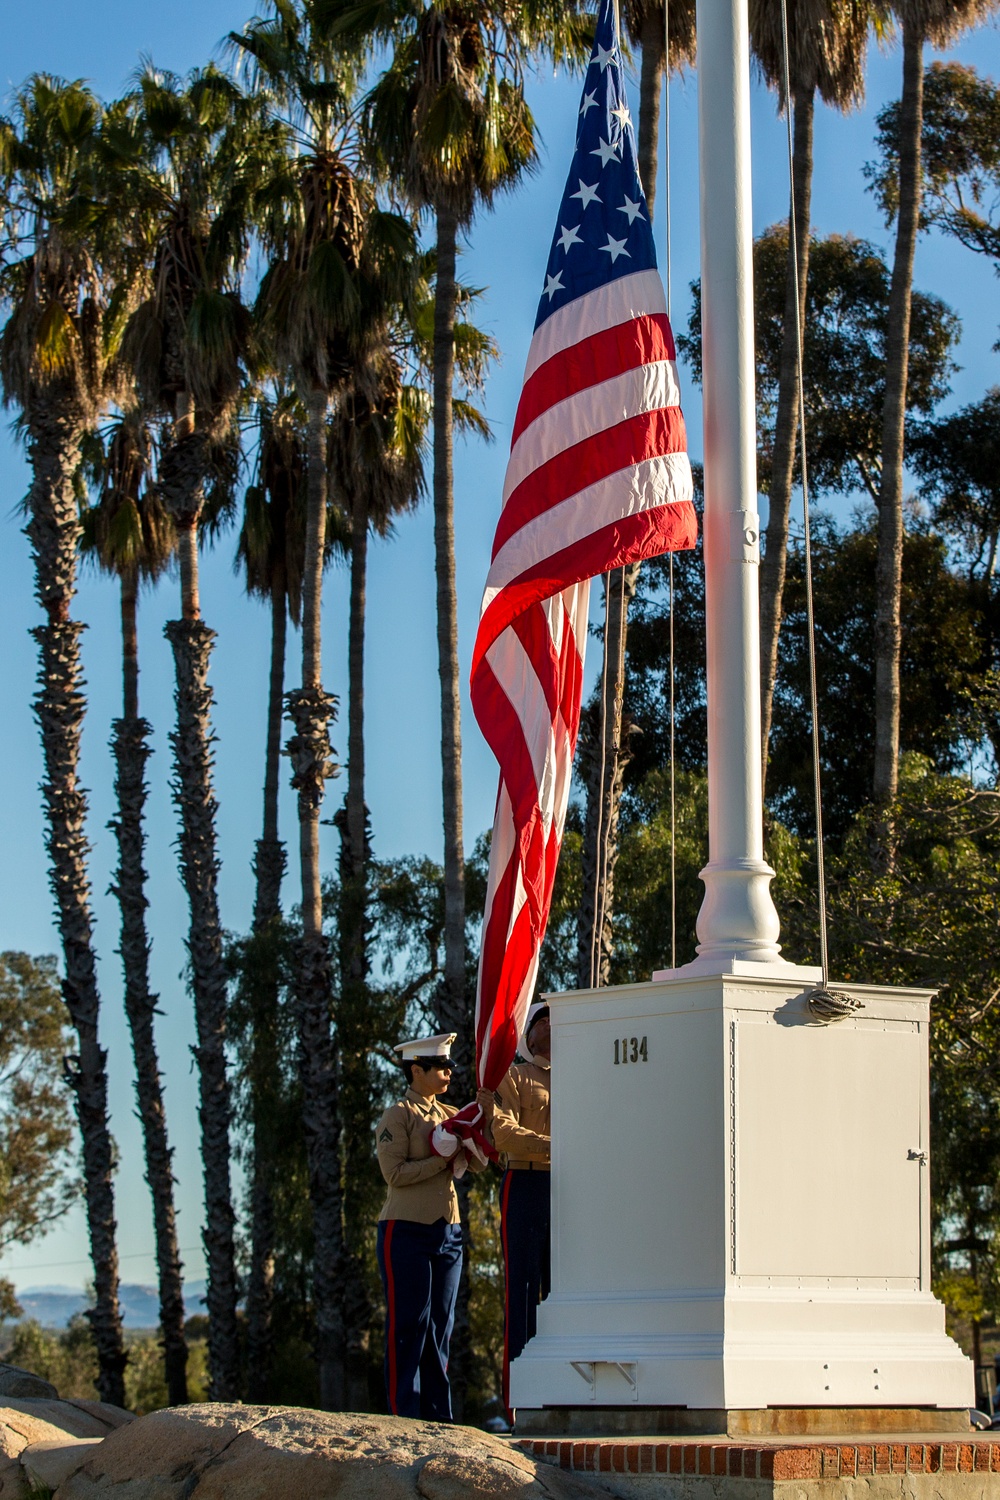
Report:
690,0,783,969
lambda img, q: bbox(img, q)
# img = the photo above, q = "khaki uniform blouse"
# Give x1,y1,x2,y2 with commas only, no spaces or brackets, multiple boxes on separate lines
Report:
375,1089,460,1224
493,1060,551,1167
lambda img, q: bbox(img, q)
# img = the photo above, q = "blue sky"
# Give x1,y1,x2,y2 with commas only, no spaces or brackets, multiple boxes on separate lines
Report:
1,4,998,1294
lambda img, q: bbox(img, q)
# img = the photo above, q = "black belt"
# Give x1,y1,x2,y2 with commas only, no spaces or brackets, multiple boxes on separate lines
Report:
506,1160,550,1172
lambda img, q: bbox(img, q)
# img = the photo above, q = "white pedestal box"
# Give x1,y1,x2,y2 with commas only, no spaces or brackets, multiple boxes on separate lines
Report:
509,968,973,1417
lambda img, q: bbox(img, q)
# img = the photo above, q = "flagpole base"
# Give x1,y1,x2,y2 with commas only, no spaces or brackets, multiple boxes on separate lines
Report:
511,974,972,1417
692,860,783,967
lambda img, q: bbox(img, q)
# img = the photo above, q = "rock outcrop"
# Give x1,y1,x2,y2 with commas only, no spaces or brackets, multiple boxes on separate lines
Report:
0,1365,58,1401
53,1405,611,1500
0,1397,131,1498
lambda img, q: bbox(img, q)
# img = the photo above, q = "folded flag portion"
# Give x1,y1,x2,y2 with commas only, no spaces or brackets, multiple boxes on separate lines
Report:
430,1103,496,1177
470,0,697,1093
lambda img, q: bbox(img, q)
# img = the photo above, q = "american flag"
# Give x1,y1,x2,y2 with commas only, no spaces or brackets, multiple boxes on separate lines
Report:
470,0,696,1092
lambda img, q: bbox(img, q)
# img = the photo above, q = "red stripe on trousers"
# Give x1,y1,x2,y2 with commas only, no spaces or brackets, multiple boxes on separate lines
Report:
512,313,677,444
383,1220,398,1413
492,405,688,561
500,1170,513,1420
472,500,697,683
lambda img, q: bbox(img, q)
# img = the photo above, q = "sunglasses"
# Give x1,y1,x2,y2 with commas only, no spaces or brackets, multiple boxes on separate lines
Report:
414,1058,453,1072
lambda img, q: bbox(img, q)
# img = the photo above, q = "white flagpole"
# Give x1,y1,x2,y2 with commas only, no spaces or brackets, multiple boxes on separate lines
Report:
692,0,783,966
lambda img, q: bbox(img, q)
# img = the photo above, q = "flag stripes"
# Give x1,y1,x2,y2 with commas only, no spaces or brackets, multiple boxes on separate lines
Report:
471,0,697,1093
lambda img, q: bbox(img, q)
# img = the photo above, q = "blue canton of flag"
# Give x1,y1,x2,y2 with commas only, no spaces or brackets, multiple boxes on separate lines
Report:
535,0,657,329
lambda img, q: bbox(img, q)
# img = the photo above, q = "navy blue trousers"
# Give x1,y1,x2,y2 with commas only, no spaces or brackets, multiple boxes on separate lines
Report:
500,1169,551,1414
377,1217,463,1421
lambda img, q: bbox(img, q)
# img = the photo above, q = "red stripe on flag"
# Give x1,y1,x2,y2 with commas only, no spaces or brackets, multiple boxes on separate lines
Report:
512,313,677,444
493,405,688,561
473,500,697,684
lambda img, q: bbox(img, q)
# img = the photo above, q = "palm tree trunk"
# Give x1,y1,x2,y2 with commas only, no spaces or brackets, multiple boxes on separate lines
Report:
874,21,922,804
287,385,345,1411
27,413,126,1408
432,202,475,1419
638,7,666,218
161,390,238,1399
337,494,374,1412
254,567,288,928
245,566,288,1404
759,86,815,782
111,573,188,1406
432,204,468,1067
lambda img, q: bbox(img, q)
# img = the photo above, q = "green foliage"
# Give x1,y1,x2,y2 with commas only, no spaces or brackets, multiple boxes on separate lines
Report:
911,386,1000,583
681,225,960,506
867,61,1000,265
0,1280,23,1327
770,517,991,836
0,76,124,419
0,952,77,1251
4,1316,209,1412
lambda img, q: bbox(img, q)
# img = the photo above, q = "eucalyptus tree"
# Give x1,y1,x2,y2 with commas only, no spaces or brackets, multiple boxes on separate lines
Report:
234,389,305,1401
82,414,188,1405
116,63,281,1399
870,0,997,805
912,389,1000,567
0,76,128,1406
231,0,416,1408
748,0,880,780
332,0,588,1101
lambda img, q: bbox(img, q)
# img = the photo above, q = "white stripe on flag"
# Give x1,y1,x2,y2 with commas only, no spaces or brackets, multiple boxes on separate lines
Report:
484,630,560,801
503,360,683,504
483,451,694,604
522,269,667,382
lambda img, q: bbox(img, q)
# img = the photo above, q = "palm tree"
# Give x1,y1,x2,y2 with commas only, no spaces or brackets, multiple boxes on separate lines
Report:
340,0,582,1101
0,76,128,1406
234,389,305,1401
82,413,188,1405
873,0,997,803
232,0,416,1407
328,350,426,1410
622,0,697,219
751,0,879,782
116,63,279,1399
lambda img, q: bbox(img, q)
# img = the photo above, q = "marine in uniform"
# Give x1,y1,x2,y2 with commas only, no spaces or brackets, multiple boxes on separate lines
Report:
491,1002,551,1417
375,1032,481,1421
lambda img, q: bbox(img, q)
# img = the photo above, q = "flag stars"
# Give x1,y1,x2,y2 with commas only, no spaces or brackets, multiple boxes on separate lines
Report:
543,270,565,300
556,223,582,254
591,136,619,168
570,178,602,209
618,195,644,224
600,234,631,263
580,90,598,116
610,101,632,131
594,41,615,71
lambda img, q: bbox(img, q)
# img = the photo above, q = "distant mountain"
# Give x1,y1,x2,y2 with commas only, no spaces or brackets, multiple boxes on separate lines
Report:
12,1281,208,1330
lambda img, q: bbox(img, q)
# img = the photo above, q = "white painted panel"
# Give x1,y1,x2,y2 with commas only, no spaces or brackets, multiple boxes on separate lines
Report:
553,1004,725,1295
735,1022,922,1279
